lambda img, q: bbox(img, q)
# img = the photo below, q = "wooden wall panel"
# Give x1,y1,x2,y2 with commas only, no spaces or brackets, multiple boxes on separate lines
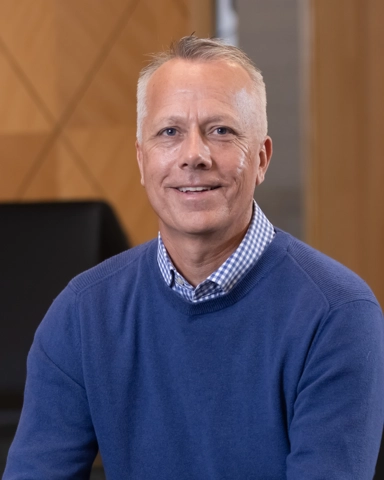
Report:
22,140,99,200
0,0,214,246
362,0,384,303
308,0,384,304
0,134,49,199
0,0,58,120
0,48,51,134
190,0,214,37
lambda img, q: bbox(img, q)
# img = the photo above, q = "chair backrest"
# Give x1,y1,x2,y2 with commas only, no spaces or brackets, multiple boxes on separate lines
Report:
0,201,129,409
374,430,384,479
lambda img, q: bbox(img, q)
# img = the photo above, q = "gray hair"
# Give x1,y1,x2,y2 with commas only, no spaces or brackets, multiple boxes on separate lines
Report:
136,35,268,141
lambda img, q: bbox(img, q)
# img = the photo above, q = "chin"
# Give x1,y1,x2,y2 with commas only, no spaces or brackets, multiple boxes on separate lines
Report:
174,219,225,237
160,211,230,238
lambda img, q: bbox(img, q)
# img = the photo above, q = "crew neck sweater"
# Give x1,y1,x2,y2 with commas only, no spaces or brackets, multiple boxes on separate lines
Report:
4,229,384,480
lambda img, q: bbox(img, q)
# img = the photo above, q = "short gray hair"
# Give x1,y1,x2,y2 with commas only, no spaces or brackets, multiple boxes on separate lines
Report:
136,35,268,141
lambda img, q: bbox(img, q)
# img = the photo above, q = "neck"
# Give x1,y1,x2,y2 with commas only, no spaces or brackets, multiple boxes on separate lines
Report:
160,223,250,287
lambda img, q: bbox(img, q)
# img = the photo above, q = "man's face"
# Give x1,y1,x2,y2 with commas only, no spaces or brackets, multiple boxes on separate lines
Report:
136,59,272,243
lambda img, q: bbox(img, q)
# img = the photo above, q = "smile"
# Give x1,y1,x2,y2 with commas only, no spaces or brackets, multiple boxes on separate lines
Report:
176,186,219,193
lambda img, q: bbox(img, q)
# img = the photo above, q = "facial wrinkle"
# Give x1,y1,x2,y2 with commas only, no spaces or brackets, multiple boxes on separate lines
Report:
232,88,258,175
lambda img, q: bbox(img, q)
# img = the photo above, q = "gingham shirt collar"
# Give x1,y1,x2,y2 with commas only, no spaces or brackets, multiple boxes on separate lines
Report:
157,201,275,302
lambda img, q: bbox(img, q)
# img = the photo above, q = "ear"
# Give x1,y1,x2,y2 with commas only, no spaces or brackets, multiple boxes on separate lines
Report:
135,140,145,186
255,136,273,186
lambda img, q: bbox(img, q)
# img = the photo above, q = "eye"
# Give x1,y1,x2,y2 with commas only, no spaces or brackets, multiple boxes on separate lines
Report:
161,128,177,136
213,127,233,135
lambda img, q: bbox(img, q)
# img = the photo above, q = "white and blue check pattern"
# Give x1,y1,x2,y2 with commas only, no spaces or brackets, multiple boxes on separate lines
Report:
157,201,275,302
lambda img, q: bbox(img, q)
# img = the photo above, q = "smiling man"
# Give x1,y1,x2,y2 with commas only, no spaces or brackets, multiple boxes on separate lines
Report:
136,54,272,290
4,36,384,480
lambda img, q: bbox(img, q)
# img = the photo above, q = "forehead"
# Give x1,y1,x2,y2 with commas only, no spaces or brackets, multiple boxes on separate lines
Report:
145,59,255,117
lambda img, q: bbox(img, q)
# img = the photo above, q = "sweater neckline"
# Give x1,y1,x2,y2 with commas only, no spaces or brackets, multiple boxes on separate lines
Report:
147,229,292,316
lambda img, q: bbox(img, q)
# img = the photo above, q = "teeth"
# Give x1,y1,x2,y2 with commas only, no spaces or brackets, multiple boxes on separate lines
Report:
178,186,213,193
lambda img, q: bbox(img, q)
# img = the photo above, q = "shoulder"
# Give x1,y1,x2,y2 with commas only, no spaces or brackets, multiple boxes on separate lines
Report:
272,229,380,311
34,239,158,357
68,238,158,295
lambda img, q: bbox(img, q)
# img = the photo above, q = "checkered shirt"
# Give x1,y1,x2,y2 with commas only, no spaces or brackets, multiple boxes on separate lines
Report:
157,201,275,302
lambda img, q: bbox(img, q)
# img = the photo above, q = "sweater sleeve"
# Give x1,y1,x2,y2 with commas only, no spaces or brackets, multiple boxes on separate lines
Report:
286,300,384,480
3,286,98,479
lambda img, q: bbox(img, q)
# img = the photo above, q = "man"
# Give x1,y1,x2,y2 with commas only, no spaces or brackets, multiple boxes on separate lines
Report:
4,36,384,479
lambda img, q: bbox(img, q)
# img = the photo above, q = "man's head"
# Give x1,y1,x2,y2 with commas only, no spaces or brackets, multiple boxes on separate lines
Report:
137,36,268,143
135,36,272,244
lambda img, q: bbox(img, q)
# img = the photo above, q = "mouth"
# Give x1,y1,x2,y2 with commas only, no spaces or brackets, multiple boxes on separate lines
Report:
176,186,220,193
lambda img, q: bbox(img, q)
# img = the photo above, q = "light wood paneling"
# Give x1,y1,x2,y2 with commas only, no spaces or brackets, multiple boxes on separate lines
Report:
0,48,51,133
21,139,99,200
0,0,214,245
54,0,132,113
0,133,50,199
152,0,190,46
308,0,384,304
65,1,153,128
361,0,384,302
0,0,58,120
189,0,214,37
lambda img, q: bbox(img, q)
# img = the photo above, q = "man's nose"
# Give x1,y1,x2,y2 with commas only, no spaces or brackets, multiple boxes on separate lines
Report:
178,129,212,169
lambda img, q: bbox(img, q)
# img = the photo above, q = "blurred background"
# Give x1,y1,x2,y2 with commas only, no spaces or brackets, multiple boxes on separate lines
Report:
0,0,383,475
0,0,383,303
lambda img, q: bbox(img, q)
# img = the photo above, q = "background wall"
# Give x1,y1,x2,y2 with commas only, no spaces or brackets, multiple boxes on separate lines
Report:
238,0,384,305
1,0,382,304
238,0,302,239
308,0,384,305
0,0,213,246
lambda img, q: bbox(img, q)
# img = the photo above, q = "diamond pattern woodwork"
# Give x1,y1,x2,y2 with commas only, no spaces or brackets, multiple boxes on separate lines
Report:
0,0,58,119
0,48,51,133
0,0,213,245
21,138,100,200
0,133,50,199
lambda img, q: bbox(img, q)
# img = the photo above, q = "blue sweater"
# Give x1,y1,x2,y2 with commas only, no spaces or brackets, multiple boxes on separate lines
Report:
4,230,384,479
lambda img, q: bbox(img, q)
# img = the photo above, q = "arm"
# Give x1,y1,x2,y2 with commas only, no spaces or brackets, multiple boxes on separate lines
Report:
3,286,98,479
287,300,384,479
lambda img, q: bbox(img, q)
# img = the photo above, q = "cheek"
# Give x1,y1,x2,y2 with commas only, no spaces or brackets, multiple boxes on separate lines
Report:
233,150,255,180
226,139,255,176
141,158,177,198
235,151,248,176
228,153,258,193
146,144,181,171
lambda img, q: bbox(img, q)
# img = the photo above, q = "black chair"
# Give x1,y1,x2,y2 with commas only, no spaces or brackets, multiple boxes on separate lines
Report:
0,201,129,473
374,431,384,479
